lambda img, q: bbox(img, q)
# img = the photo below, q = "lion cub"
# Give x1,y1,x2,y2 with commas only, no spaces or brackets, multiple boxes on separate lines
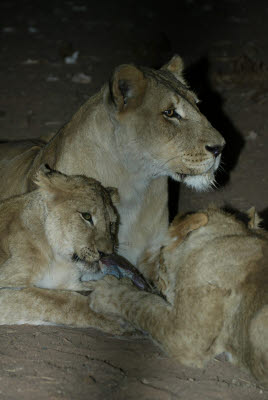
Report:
89,207,268,387
0,165,130,333
0,165,118,290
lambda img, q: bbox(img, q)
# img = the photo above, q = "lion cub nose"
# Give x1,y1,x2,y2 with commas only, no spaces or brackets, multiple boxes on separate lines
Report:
98,250,109,258
205,145,224,158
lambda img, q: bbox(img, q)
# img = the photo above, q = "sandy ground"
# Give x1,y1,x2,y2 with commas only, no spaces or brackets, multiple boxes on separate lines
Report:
0,0,267,399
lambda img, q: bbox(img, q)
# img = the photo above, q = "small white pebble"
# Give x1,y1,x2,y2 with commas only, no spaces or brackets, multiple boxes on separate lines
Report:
28,26,39,33
46,75,59,82
141,378,149,384
71,72,92,84
246,130,258,141
22,59,39,65
64,50,79,64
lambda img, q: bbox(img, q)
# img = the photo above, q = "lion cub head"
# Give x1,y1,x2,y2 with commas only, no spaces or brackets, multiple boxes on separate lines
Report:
105,55,225,190
34,165,119,275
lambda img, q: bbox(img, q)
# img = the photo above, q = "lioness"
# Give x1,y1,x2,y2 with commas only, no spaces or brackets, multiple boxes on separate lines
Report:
0,165,133,334
89,208,268,387
0,56,225,264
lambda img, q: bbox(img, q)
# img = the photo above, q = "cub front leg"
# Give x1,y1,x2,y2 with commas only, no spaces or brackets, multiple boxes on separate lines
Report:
0,287,133,335
89,276,173,341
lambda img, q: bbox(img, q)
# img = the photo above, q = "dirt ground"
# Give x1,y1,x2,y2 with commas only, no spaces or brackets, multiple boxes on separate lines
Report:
0,0,267,399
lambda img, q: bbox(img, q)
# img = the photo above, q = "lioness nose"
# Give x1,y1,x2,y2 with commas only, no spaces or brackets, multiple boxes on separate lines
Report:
205,145,224,158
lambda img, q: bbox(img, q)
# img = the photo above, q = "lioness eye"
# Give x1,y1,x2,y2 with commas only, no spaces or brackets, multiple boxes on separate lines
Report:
163,109,182,119
81,212,94,225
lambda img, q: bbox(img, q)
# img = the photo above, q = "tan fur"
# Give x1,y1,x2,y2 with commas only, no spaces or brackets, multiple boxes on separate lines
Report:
0,166,131,334
0,56,225,265
89,208,268,387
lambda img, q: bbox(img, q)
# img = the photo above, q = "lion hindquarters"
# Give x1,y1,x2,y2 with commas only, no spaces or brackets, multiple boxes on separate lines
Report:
168,285,228,368
248,305,268,388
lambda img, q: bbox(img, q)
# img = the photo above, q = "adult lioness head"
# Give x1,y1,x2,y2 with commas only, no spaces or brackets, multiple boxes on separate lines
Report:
34,165,118,275
105,55,225,191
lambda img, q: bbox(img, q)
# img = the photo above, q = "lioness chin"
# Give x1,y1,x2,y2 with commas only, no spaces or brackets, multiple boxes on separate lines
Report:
89,207,268,388
0,55,225,264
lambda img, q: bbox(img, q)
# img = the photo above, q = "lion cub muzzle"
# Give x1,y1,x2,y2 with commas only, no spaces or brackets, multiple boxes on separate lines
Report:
73,235,115,281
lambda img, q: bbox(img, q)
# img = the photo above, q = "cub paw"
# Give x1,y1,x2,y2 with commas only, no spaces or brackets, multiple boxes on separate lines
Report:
88,276,119,314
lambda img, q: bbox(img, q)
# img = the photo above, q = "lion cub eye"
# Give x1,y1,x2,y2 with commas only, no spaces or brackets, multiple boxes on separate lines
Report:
163,109,182,120
81,212,94,225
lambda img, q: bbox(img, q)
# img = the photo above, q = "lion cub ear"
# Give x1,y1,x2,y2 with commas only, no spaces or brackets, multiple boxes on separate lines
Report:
33,164,53,187
167,212,208,250
109,64,147,112
161,55,187,85
247,207,262,229
33,164,62,199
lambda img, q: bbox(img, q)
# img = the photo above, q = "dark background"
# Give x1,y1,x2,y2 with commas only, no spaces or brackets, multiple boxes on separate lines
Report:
0,1,267,398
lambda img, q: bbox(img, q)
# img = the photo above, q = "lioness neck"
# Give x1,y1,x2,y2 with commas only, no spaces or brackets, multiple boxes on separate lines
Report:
40,87,151,197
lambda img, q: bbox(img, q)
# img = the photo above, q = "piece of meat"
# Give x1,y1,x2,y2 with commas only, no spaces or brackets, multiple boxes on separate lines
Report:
100,254,152,291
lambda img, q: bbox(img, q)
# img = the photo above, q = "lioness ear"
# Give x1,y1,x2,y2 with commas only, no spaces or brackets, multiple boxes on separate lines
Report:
161,55,187,85
247,207,262,229
106,186,120,205
109,64,147,112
